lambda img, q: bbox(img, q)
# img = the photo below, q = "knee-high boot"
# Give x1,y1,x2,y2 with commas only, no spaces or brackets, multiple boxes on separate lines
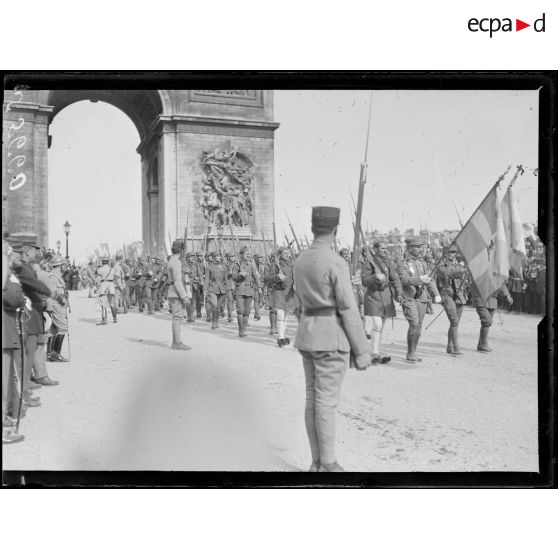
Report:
477,325,492,352
449,325,463,355
269,309,278,335
237,315,246,337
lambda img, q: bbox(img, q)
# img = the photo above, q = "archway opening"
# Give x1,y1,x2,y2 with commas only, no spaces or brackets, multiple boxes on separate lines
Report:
48,100,142,262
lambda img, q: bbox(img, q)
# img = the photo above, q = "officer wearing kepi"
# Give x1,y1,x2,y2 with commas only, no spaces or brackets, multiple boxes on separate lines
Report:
294,206,372,472
396,236,441,362
167,239,192,350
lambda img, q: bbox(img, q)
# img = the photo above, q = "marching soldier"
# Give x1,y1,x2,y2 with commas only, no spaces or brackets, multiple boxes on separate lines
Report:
294,206,372,472
167,239,192,350
232,247,261,337
113,255,125,314
252,253,266,321
95,256,118,324
183,253,198,322
142,270,155,315
472,282,512,353
265,246,296,347
204,252,214,321
204,251,228,329
224,252,236,322
396,236,441,362
134,269,145,312
436,244,467,356
195,252,206,319
361,240,402,364
86,259,97,298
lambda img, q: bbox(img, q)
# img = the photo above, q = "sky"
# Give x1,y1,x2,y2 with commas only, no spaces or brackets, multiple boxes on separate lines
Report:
48,90,538,261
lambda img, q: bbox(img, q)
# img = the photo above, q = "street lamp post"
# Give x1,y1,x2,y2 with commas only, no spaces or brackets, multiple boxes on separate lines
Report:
63,220,71,259
56,239,61,255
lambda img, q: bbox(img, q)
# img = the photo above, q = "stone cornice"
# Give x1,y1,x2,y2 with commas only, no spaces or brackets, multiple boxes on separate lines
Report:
137,114,279,154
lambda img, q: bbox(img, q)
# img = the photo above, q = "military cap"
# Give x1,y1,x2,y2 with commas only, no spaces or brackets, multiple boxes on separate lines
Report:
186,252,196,258
447,244,458,253
311,206,340,228
50,255,66,267
102,256,110,262
196,251,204,257
339,247,350,255
277,246,288,254
254,253,264,259
226,252,235,258
9,241,25,253
115,255,123,260
405,236,424,247
172,239,184,251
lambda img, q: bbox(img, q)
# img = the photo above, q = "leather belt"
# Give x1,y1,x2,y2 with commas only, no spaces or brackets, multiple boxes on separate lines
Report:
303,307,340,317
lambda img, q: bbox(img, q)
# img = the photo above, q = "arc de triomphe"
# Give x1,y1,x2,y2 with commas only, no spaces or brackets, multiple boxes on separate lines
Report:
2,88,279,252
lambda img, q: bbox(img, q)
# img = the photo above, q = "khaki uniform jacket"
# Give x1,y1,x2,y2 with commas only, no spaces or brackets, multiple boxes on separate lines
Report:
167,254,189,300
232,261,261,297
436,259,467,304
205,263,228,295
396,257,439,303
293,239,368,354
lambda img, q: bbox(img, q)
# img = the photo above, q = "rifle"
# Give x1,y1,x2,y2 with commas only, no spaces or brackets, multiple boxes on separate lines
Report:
351,91,373,277
284,209,302,253
272,221,278,251
452,200,464,228
182,201,190,262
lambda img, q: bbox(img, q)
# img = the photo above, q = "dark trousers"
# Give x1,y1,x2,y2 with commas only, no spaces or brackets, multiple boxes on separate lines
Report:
442,296,463,327
475,306,494,328
401,299,427,337
3,349,22,421
235,295,253,317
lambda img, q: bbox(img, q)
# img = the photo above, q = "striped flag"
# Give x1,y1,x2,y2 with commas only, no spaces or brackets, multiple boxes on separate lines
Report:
502,166,528,278
454,166,516,302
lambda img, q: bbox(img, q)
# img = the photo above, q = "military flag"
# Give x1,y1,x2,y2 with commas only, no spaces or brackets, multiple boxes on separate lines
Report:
454,166,526,301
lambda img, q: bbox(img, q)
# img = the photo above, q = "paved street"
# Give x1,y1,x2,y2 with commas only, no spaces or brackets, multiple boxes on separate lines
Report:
3,290,539,472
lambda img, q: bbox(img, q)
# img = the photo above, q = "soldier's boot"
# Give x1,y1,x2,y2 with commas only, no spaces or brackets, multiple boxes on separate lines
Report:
55,335,69,362
269,309,278,335
446,329,454,354
254,300,261,320
147,299,154,315
205,301,212,322
186,302,194,322
449,326,463,355
237,315,247,337
111,306,118,323
406,331,422,362
227,299,233,322
243,315,249,335
477,325,492,352
47,336,54,360
171,321,191,350
211,309,219,329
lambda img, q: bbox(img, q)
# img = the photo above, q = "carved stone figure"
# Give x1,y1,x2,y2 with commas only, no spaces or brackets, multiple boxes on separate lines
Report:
199,149,255,227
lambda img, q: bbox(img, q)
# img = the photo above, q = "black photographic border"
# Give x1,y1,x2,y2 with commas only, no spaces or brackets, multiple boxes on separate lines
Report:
2,70,555,488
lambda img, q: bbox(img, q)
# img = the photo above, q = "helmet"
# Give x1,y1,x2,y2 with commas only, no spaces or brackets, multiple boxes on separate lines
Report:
50,255,66,267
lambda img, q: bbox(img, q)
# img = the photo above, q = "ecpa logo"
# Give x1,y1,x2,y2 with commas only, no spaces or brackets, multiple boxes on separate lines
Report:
468,13,546,37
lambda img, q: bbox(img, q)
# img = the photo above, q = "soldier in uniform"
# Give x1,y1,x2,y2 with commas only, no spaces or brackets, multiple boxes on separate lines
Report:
252,253,266,321
232,247,261,337
204,251,228,329
265,246,295,347
195,252,206,319
263,255,278,335
436,244,467,356
95,256,118,324
396,237,441,362
424,252,435,314
167,239,192,350
224,252,237,322
361,240,402,364
44,255,70,368
134,269,145,312
142,270,155,314
203,252,214,321
294,207,372,472
183,253,198,322
11,237,51,409
113,255,125,314
472,282,512,353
